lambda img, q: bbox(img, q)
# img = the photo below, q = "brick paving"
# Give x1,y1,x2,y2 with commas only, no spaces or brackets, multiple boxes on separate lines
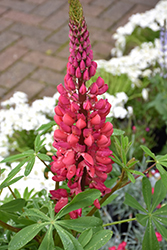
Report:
0,0,160,102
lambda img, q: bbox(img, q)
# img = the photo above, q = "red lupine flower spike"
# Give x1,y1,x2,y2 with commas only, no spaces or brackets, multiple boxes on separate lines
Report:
50,0,114,217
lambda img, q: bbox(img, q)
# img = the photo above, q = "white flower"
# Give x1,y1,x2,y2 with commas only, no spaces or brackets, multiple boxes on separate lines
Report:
142,88,149,101
127,106,133,117
113,106,128,119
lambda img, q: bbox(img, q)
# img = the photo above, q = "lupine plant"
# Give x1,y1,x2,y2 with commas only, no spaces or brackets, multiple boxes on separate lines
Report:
1,1,167,250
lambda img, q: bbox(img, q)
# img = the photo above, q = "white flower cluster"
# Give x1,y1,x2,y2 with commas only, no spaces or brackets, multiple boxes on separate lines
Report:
103,92,133,119
97,39,161,86
0,92,59,157
112,0,167,56
0,156,55,200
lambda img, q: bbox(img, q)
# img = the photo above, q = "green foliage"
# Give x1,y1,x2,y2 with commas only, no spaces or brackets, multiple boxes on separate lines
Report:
124,26,160,55
0,134,51,192
124,177,167,250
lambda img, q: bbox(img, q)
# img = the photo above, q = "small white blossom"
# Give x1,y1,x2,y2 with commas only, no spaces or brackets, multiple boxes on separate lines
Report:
142,88,149,101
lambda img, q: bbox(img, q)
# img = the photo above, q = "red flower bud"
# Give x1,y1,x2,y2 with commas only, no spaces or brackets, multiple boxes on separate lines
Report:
63,114,75,126
76,67,82,78
83,68,89,80
79,83,87,95
91,114,101,125
76,118,86,129
84,135,94,147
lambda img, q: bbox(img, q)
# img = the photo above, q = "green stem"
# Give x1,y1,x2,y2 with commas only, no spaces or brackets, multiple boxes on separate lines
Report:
128,93,142,101
103,217,136,227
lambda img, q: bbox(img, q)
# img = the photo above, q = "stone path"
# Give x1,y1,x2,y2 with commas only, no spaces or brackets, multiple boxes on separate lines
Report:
0,0,160,102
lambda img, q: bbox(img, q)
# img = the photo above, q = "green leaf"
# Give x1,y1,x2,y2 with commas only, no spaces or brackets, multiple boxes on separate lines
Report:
140,145,156,160
84,230,112,250
55,189,101,220
8,159,27,177
152,217,167,241
0,246,9,249
101,194,118,207
34,135,45,153
112,129,125,136
159,161,167,168
136,213,149,227
8,222,48,250
156,164,167,189
38,225,54,250
0,210,34,225
0,198,26,212
153,204,167,216
0,153,28,163
156,154,167,162
154,215,167,226
0,176,24,190
124,193,147,213
37,154,51,161
127,171,135,183
104,177,117,188
37,121,56,134
142,177,152,212
151,179,167,212
54,224,84,250
24,156,36,176
121,149,127,165
22,208,51,222
78,228,93,247
142,218,159,250
0,159,27,190
129,170,145,176
57,217,102,233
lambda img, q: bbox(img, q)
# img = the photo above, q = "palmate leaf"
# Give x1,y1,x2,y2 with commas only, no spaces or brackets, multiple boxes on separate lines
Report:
21,208,51,222
153,204,167,216
101,194,118,207
142,177,152,212
36,121,56,135
78,228,93,247
140,145,156,160
152,217,167,241
136,213,149,227
8,222,49,250
84,230,113,250
0,198,26,212
57,217,102,233
151,179,167,212
38,225,54,250
54,224,84,250
124,193,147,213
0,176,24,190
156,163,167,189
0,151,33,163
142,218,159,250
154,216,167,226
55,189,101,220
34,134,46,153
24,156,36,176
